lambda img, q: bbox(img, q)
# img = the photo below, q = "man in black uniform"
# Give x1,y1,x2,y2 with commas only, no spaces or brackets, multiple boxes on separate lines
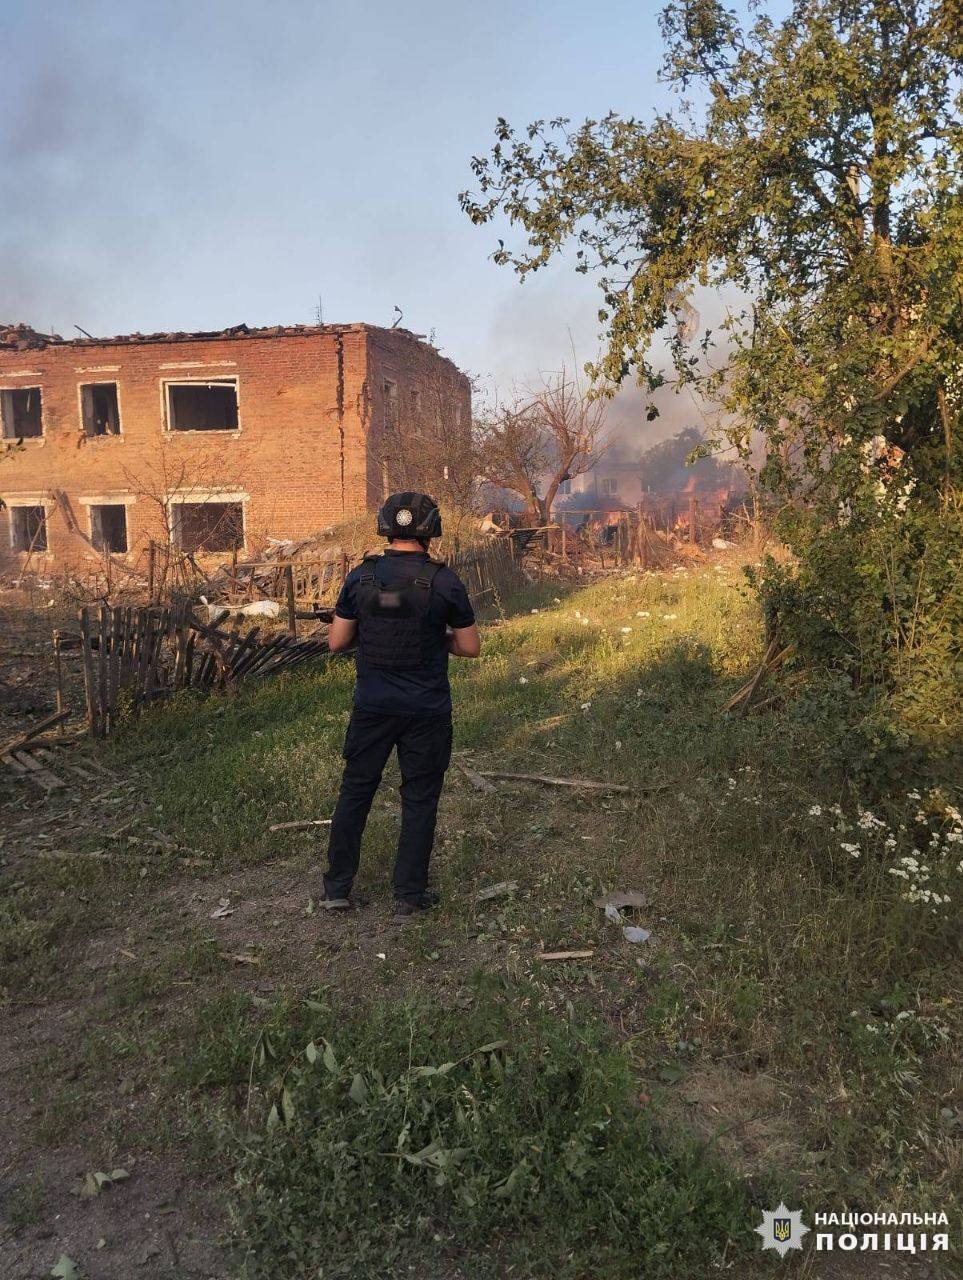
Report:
323,493,480,921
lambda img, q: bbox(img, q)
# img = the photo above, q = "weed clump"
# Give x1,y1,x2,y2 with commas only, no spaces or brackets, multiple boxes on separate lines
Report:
230,991,749,1279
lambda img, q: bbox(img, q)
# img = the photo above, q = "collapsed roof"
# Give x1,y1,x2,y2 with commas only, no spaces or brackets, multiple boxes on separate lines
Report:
0,320,437,353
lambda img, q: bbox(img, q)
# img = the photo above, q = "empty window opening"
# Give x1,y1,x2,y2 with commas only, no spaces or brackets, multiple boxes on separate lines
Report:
166,380,238,432
10,505,47,551
1,387,43,439
81,383,121,436
558,479,572,496
599,477,618,496
91,504,128,553
410,388,422,413
173,502,244,553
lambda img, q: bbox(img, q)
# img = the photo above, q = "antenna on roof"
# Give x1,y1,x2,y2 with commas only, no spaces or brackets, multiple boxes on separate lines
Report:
74,324,95,339
314,295,324,326
390,306,403,329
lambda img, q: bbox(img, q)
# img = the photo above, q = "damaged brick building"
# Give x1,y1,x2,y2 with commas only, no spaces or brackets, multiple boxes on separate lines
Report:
0,322,470,572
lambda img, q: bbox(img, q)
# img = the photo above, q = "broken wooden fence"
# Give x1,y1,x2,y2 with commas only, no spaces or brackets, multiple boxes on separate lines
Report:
68,604,329,738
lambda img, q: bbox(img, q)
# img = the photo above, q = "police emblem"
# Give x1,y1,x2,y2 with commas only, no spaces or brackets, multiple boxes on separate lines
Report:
395,508,413,527
755,1203,809,1258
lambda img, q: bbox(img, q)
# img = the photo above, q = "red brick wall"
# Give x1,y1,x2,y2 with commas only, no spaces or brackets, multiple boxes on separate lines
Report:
364,329,472,506
0,327,467,575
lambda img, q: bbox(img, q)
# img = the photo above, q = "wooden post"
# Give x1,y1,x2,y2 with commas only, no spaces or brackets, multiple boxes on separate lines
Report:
561,521,567,561
53,632,65,729
147,541,157,605
688,496,698,545
284,563,297,637
79,608,100,739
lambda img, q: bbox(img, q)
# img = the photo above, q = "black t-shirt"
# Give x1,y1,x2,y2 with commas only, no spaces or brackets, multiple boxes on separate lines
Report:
334,549,476,716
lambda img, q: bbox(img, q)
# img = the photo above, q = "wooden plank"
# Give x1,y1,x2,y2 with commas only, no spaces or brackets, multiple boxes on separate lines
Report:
78,608,100,739
173,606,189,690
284,563,297,636
98,607,110,735
144,608,169,697
226,627,264,681
10,751,65,790
0,710,70,757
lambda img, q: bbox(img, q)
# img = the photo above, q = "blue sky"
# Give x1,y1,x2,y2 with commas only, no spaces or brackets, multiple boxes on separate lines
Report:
2,0,711,438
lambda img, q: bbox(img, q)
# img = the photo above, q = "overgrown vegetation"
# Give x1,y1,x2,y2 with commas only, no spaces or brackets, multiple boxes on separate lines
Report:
232,990,749,1279
3,566,960,1274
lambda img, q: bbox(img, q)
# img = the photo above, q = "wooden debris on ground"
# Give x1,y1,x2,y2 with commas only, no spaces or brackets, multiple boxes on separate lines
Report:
268,818,332,832
0,709,70,757
536,949,595,962
455,759,498,794
475,770,634,793
475,880,518,901
593,890,647,910
724,637,796,716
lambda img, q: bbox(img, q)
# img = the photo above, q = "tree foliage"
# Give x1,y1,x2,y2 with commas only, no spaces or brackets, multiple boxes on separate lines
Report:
462,1,962,717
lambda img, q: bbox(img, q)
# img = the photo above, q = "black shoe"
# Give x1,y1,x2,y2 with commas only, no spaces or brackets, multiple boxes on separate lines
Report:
392,890,439,923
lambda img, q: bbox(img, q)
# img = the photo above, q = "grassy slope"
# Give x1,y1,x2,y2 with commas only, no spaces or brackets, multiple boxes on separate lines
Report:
2,562,959,1275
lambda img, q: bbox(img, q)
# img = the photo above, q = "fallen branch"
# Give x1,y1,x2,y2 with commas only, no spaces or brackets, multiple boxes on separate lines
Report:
724,640,795,716
475,770,635,793
269,818,332,832
536,949,594,962
455,760,498,794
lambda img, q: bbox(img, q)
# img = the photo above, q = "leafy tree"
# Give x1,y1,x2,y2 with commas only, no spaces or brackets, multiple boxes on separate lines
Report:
461,0,962,720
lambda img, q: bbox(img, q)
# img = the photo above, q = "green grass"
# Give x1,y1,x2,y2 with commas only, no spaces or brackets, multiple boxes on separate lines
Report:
229,984,751,1280
3,564,960,1273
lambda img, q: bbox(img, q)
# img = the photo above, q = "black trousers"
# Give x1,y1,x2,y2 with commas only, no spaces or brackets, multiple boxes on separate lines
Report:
324,710,453,902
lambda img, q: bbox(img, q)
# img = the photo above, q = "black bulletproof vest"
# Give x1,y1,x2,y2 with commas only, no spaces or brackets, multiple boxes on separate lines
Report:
355,554,445,669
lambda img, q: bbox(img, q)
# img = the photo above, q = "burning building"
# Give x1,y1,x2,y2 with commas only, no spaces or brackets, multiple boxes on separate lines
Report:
553,430,746,530
0,322,470,573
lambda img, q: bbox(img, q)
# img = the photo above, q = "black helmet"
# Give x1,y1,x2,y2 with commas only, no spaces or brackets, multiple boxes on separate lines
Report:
377,492,442,540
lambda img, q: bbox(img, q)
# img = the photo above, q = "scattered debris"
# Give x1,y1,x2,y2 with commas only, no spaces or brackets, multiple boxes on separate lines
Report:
75,1168,129,1198
536,949,595,962
220,952,261,965
475,880,518,902
210,900,234,919
622,926,652,944
594,890,647,911
2,747,66,791
598,894,653,944
725,637,796,716
0,708,70,757
50,1257,82,1280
